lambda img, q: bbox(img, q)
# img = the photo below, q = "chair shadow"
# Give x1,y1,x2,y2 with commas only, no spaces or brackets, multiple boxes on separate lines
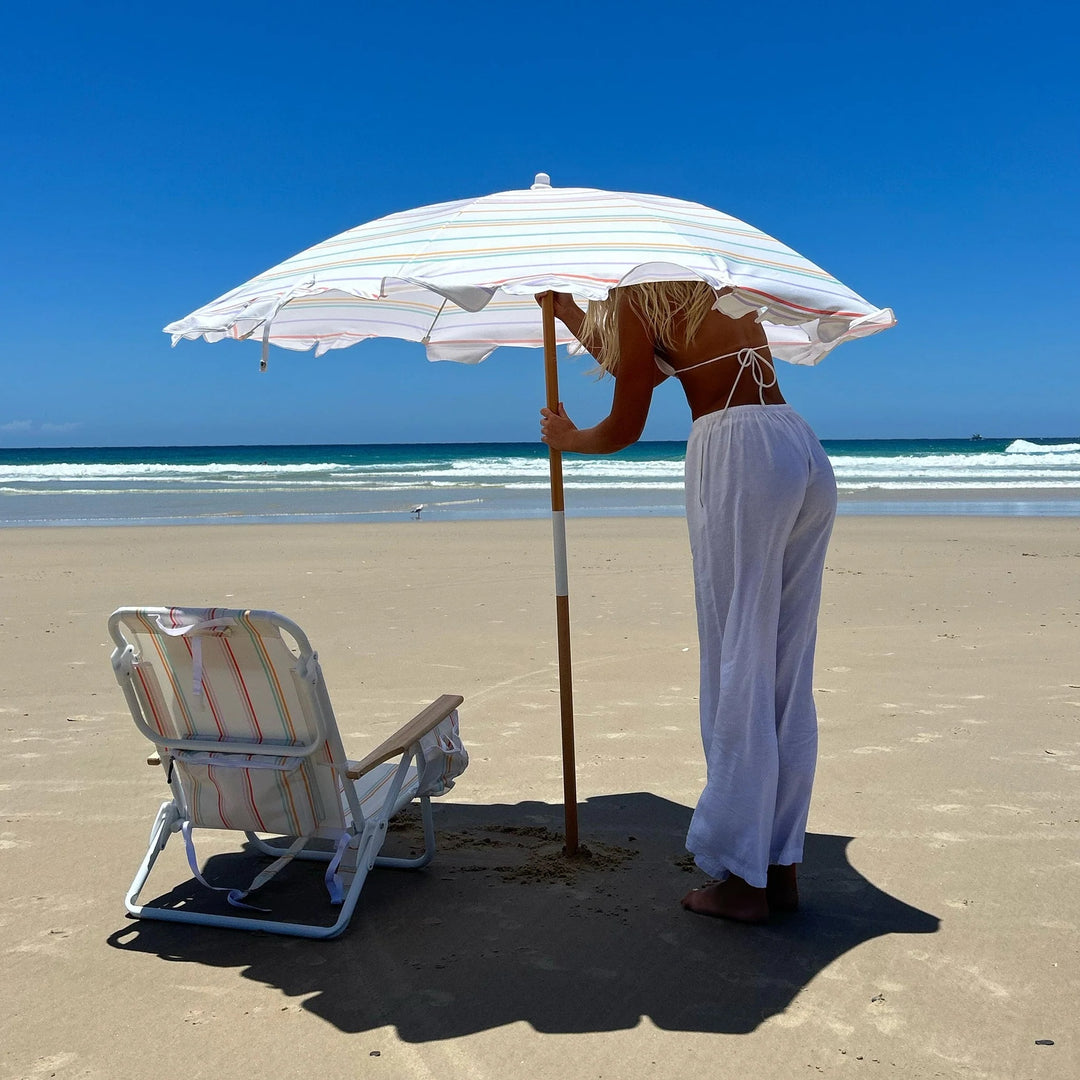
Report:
106,792,939,1038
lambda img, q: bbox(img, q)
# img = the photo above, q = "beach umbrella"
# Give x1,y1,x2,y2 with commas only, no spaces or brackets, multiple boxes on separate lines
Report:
165,173,895,853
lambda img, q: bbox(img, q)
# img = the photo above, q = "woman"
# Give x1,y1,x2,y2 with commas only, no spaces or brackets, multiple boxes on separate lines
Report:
538,282,837,923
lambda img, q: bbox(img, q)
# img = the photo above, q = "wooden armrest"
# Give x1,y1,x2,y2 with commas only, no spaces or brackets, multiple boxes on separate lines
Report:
346,694,463,780
147,751,161,767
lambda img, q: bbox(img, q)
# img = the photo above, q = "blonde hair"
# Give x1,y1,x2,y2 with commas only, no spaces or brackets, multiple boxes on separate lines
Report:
580,280,717,375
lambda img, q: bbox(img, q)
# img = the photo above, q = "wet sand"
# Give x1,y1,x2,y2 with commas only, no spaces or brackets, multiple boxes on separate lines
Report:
1,517,1077,1079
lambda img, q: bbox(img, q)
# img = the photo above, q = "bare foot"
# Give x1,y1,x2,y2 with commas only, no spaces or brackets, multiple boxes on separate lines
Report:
767,864,799,913
681,875,769,923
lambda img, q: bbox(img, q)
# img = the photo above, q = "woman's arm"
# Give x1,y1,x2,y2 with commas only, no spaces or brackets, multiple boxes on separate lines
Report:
541,293,658,454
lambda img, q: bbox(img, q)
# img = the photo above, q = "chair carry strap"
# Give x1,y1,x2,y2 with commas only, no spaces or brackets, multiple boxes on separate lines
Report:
181,822,309,911
324,832,353,905
153,616,236,697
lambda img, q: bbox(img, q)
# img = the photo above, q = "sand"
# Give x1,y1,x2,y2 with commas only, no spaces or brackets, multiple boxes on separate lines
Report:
1,517,1077,1079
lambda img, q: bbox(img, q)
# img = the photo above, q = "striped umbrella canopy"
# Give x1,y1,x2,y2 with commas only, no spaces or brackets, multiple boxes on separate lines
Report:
165,173,894,854
165,173,894,368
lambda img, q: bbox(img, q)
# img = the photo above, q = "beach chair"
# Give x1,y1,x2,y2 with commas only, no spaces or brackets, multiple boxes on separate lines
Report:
108,606,466,939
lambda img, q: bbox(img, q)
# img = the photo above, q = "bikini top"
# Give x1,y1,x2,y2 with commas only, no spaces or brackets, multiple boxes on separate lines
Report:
654,346,778,411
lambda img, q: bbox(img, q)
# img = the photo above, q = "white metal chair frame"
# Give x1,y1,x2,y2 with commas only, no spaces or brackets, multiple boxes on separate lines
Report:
109,606,463,939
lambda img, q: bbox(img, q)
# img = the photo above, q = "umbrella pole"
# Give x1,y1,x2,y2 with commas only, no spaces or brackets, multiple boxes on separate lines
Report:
541,292,579,855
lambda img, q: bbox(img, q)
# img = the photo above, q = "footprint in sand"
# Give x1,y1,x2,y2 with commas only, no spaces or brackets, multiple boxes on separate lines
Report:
11,926,78,957
25,1053,79,1077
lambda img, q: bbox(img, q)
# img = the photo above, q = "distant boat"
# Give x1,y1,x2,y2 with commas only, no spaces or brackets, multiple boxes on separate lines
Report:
970,433,983,441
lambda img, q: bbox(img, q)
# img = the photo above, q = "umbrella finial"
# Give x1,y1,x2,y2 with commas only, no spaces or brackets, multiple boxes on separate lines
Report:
531,172,552,190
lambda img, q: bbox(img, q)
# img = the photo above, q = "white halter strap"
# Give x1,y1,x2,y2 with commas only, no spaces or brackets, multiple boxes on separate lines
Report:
657,346,777,411
720,347,777,411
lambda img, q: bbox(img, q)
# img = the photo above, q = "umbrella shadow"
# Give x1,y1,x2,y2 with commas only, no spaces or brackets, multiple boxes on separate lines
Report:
106,792,939,1037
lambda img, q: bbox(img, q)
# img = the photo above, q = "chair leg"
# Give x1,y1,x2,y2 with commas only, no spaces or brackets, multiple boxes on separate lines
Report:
125,802,180,916
126,890,364,939
124,817,374,939
124,800,432,939
375,794,436,869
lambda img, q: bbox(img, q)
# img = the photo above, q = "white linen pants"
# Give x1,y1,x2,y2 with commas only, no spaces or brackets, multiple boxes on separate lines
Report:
684,405,836,888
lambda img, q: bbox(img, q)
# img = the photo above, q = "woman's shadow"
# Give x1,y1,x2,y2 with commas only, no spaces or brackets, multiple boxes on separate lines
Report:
107,792,938,1038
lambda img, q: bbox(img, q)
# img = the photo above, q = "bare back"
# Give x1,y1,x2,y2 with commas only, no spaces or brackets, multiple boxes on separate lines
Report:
658,308,786,420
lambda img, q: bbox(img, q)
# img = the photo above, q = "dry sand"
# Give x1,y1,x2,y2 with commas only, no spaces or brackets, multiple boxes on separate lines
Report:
1,517,1077,1079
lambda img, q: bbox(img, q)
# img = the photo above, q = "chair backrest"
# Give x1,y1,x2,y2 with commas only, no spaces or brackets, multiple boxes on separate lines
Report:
110,607,351,836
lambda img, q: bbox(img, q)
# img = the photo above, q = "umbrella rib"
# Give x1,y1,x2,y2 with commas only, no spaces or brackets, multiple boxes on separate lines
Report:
421,297,450,343
260,319,271,371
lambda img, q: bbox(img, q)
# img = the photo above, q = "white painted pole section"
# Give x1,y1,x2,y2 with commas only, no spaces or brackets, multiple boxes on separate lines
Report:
551,510,569,597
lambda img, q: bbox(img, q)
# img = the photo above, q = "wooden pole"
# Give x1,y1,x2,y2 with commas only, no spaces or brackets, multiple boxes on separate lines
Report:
540,292,579,855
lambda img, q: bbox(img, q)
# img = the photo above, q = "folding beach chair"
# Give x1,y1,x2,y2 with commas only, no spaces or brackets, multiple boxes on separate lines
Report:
108,606,467,939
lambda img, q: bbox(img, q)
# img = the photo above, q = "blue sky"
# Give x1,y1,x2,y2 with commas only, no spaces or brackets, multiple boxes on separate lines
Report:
2,0,1077,446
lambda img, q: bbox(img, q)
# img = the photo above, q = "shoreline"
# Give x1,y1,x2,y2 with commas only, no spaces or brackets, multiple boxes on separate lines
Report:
3,483,1080,529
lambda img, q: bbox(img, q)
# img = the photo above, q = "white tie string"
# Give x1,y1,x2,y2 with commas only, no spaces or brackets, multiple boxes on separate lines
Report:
721,347,778,414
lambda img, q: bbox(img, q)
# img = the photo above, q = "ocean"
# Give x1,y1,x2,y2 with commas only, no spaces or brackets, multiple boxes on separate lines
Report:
1,438,1078,527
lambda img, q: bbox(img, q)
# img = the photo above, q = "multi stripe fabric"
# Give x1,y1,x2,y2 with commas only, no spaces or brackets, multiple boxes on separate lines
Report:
165,175,894,367
119,607,343,837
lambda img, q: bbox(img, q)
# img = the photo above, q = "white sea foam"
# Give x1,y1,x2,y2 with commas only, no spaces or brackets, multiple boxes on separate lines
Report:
840,480,1079,490
1005,439,1080,454
3,440,1079,526
829,449,1080,486
2,456,686,485
443,457,682,479
503,481,686,491
0,461,346,482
